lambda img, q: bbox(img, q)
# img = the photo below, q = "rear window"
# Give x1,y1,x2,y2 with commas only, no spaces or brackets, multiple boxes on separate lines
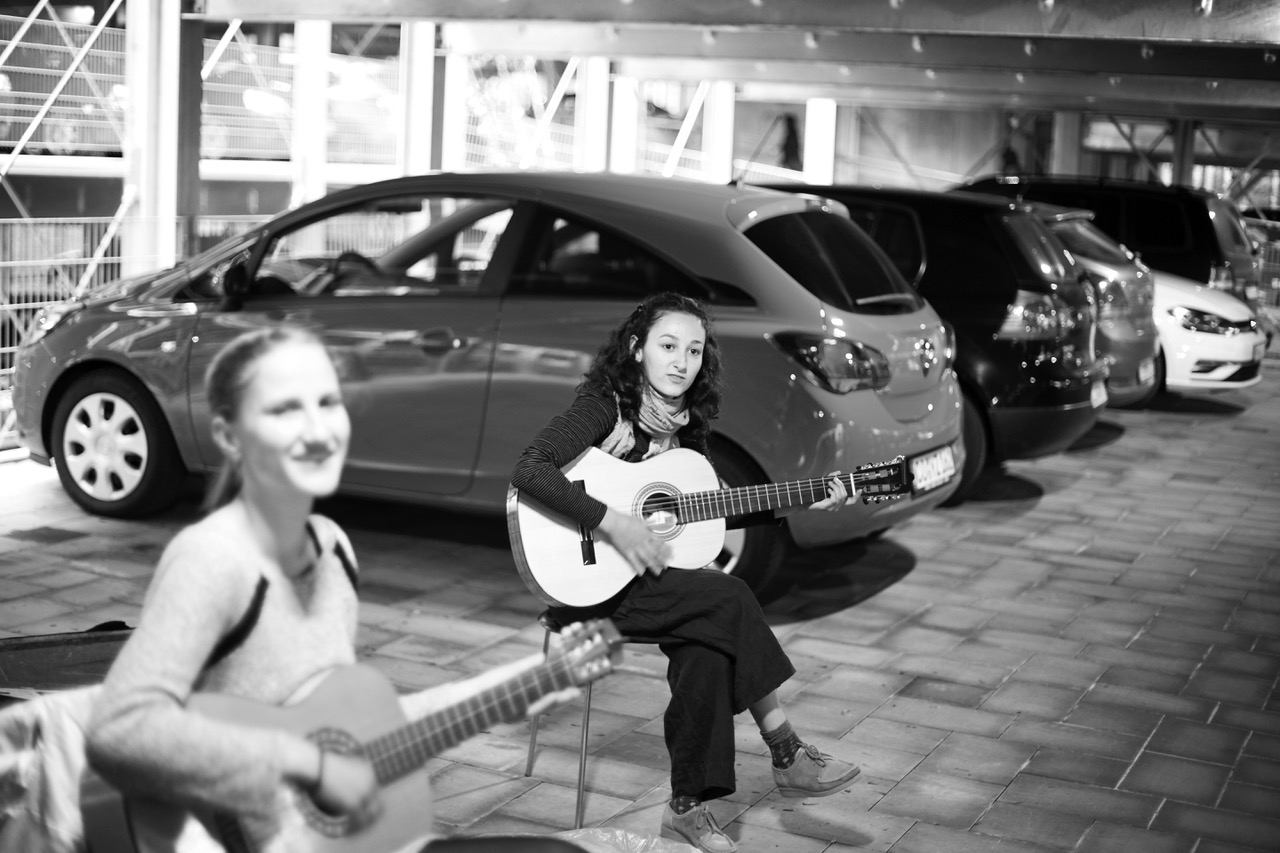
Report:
1048,219,1131,265
1127,196,1192,251
743,210,924,314
1005,214,1070,281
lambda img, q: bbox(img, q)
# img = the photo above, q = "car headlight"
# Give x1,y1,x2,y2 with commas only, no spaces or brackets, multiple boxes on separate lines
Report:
1167,305,1253,335
770,332,891,393
24,301,84,346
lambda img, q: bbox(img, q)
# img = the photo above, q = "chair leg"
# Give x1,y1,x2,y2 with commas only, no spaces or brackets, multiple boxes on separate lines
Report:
574,680,592,829
525,627,552,777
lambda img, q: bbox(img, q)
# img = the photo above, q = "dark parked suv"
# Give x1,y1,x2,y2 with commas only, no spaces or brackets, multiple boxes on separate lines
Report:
960,175,1268,337
760,184,1107,505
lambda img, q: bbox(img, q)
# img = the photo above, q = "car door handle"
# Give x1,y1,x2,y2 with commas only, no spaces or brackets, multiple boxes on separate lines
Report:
415,328,466,354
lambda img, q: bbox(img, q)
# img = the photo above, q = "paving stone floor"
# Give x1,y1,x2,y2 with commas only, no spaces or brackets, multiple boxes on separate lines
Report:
1,371,1278,852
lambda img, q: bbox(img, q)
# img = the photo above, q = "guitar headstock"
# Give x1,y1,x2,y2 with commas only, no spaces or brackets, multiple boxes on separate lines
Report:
556,618,625,687
855,456,912,504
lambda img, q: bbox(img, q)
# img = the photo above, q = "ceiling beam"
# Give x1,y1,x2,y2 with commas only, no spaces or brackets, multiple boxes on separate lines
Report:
612,58,1280,124
441,23,1280,83
187,0,1280,44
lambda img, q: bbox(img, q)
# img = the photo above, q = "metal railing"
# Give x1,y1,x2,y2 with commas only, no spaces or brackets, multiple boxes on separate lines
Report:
1,14,400,164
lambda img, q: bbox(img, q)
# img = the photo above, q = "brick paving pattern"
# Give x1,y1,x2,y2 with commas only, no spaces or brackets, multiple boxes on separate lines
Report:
1,367,1277,852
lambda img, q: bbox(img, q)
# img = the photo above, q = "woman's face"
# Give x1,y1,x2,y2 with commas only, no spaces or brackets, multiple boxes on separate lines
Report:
217,340,350,502
633,311,705,400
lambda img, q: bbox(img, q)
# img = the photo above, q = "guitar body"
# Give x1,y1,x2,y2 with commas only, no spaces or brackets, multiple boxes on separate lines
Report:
81,665,431,853
81,621,622,853
509,447,727,608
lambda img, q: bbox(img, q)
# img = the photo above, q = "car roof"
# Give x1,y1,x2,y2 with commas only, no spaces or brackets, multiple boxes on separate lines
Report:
775,183,1027,214
296,171,821,234
964,173,1219,200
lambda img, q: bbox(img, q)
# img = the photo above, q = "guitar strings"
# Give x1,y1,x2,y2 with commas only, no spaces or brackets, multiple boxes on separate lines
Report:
595,470,895,519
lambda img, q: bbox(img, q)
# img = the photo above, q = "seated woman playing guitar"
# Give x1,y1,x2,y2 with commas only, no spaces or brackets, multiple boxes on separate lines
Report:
510,292,862,853
85,326,588,853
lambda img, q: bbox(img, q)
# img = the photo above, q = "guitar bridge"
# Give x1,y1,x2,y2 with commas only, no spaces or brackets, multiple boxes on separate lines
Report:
574,479,596,565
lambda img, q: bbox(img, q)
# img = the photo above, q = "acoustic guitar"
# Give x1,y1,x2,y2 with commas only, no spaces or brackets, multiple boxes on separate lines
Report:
508,447,911,608
80,619,623,853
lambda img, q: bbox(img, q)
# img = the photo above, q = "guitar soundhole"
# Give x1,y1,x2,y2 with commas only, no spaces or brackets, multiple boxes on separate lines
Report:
638,485,681,538
297,728,363,838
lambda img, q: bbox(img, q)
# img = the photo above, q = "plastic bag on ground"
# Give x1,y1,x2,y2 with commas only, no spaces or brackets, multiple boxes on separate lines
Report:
0,686,98,853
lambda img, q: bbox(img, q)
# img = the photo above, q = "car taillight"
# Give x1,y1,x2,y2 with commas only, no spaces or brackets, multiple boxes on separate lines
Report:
996,290,1080,340
770,332,891,393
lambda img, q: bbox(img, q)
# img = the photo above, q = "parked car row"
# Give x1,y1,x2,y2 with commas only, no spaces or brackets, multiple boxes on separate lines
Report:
10,171,1268,599
759,178,1266,507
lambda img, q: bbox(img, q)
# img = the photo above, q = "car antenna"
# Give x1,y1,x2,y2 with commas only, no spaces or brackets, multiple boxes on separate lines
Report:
730,114,784,187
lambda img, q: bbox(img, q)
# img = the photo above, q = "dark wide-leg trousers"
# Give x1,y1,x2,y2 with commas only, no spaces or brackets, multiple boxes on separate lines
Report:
604,568,796,802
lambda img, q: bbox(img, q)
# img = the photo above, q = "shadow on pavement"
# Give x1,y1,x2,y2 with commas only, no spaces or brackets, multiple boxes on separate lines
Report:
952,465,1045,505
1142,391,1249,415
1067,418,1127,452
764,535,916,622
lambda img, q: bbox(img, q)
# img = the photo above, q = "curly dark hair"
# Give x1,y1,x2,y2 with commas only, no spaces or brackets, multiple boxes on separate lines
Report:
578,291,724,446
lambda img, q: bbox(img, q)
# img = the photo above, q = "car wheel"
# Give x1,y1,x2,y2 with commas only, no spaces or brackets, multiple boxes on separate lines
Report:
939,393,987,507
705,439,790,600
51,370,185,518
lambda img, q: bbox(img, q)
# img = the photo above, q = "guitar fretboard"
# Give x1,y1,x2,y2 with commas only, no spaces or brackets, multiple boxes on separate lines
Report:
672,470,881,523
361,658,574,785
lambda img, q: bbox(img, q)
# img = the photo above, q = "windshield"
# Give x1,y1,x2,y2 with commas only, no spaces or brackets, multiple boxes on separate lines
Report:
1048,219,1131,265
743,210,924,314
1208,197,1254,253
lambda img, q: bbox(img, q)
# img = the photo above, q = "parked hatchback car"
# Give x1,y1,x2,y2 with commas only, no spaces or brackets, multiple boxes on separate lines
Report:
1150,269,1266,394
960,174,1271,339
760,184,1107,505
13,171,963,596
1033,205,1160,408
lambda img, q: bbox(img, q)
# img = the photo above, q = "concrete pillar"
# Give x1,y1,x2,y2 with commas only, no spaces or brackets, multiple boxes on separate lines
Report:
701,81,736,184
1171,119,1197,187
835,105,860,184
123,0,198,274
438,53,471,172
1051,112,1083,175
290,20,330,206
803,98,837,185
575,57,612,173
398,21,439,176
610,75,640,174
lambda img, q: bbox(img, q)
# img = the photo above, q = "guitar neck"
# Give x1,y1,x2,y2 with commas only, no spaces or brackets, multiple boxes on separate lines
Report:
680,470,872,522
361,659,573,786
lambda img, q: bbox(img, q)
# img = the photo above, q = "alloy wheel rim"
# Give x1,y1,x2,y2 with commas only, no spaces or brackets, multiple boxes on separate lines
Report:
61,391,148,501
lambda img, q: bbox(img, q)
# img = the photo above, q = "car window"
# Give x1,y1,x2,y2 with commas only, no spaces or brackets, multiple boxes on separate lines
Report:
743,210,923,314
1207,197,1253,253
1048,219,1131,265
506,212,702,301
252,194,516,298
1126,196,1192,251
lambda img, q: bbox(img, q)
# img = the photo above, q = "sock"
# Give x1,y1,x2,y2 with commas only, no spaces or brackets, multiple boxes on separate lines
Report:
762,720,803,769
670,795,700,815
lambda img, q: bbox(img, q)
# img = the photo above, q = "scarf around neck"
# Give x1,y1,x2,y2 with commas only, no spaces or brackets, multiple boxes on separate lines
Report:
599,386,691,460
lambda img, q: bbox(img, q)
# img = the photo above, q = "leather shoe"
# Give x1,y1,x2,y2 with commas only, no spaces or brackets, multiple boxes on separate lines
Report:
660,801,738,853
773,742,861,798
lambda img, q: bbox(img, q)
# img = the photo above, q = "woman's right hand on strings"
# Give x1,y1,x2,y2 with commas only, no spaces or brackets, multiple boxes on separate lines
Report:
289,740,381,828
599,509,669,576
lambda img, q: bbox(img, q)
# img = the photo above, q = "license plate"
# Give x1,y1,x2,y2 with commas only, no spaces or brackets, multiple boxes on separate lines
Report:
911,445,956,495
1138,358,1155,384
1091,381,1108,408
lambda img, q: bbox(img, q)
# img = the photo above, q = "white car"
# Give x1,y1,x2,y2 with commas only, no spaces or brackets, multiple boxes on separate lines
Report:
1152,270,1266,393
